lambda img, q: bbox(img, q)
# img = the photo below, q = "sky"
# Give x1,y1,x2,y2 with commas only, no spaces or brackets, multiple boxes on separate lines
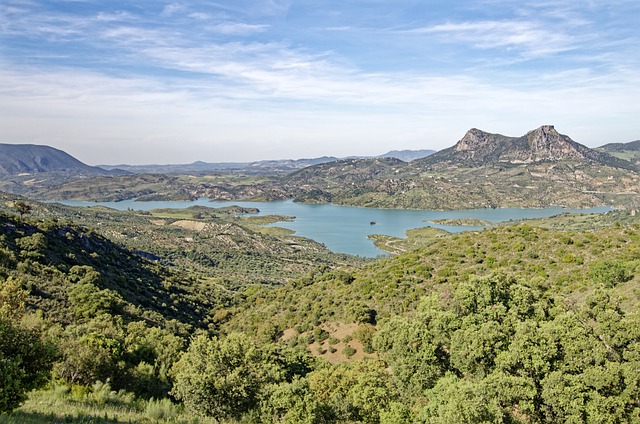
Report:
1,1,640,165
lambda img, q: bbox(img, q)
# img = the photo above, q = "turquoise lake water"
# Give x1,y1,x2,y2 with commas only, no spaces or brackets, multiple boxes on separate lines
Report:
58,199,612,257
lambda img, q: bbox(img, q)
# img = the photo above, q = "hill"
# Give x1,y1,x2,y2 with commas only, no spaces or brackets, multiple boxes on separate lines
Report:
598,140,640,152
252,126,638,210
2,190,640,422
274,125,639,209
0,143,117,177
597,140,640,167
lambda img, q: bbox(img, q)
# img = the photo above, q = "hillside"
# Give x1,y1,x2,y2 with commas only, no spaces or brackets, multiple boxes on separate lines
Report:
0,143,116,177
0,192,363,286
597,140,640,166
0,208,225,330
2,189,640,422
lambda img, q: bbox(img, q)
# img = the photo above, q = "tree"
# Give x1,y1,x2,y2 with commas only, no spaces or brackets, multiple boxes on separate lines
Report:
308,359,395,423
13,201,31,219
0,277,56,413
259,377,323,424
170,333,282,419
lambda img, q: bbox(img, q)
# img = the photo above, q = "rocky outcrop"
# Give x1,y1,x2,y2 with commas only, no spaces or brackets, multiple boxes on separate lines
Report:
421,125,636,170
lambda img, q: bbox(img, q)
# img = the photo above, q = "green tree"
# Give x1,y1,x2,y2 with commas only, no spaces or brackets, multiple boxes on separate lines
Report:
52,315,125,387
308,359,395,423
0,277,56,413
170,333,282,419
589,260,633,287
373,295,452,395
13,201,31,219
259,377,324,424
417,373,512,424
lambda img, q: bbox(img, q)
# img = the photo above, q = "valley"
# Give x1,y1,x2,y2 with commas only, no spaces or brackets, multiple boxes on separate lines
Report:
1,125,640,423
5,127,638,212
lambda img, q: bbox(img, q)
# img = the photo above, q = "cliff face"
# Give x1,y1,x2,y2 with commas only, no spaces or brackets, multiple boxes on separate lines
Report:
452,128,515,161
514,125,595,163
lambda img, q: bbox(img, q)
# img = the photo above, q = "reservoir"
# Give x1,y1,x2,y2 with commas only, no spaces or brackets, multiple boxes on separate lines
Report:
58,199,612,257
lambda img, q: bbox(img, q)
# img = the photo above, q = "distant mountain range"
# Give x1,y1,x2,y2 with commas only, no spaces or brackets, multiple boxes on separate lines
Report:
98,157,342,175
98,150,436,175
2,127,639,210
378,149,436,161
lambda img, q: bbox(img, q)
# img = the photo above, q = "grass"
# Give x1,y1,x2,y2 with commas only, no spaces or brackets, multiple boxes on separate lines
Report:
0,385,217,424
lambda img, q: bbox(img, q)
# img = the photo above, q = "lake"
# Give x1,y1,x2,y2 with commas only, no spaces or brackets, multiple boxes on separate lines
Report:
57,199,612,257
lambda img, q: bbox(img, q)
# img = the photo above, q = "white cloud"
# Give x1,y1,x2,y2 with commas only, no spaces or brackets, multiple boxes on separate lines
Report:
1,0,639,164
410,20,579,57
208,22,269,35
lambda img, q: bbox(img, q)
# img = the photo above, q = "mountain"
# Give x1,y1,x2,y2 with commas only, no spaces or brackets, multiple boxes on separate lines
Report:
98,152,434,176
0,143,119,177
420,125,636,170
99,157,341,175
379,149,435,161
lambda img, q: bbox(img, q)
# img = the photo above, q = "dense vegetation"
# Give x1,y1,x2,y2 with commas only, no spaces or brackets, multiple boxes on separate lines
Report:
1,191,640,423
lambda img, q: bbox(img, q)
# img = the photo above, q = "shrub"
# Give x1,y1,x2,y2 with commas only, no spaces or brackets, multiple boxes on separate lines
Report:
145,397,180,421
343,345,356,358
589,260,632,287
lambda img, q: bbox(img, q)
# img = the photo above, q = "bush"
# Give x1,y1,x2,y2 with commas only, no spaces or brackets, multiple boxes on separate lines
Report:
145,397,180,421
589,260,632,287
0,317,56,413
343,345,356,358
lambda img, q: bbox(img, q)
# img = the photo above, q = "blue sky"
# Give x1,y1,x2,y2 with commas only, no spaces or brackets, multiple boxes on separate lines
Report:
1,1,639,165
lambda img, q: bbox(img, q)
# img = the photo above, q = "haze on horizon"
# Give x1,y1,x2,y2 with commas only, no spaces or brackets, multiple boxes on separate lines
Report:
1,0,639,166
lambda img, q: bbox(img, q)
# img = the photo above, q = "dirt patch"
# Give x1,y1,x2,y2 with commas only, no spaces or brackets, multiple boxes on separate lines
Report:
149,219,166,226
170,220,207,231
286,322,377,365
282,328,297,341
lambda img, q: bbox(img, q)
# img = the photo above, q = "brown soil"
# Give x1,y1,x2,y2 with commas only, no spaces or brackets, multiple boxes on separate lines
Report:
286,321,377,365
170,220,207,231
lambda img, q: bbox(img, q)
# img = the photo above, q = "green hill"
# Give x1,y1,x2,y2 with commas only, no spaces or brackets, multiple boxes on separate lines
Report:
597,140,640,166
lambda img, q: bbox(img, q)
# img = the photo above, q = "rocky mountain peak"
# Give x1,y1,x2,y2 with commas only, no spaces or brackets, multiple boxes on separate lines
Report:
454,128,493,152
420,125,636,170
523,125,589,162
